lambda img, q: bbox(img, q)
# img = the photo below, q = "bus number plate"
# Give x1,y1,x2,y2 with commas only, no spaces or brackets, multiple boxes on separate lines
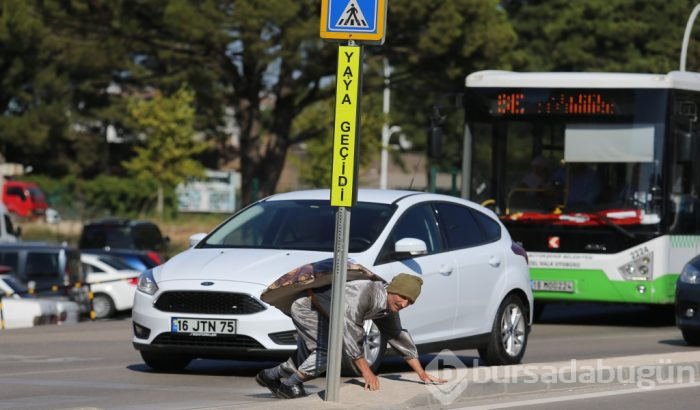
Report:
531,280,574,293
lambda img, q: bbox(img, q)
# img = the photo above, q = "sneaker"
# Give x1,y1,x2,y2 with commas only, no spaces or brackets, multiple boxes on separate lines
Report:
255,370,281,396
276,382,307,399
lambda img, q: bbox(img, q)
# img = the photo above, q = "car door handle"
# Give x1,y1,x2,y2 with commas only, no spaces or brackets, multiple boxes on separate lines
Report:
439,265,453,276
489,256,502,268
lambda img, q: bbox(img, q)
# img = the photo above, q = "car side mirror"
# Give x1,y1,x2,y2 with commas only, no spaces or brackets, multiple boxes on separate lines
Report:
189,233,207,247
14,226,22,238
394,237,428,260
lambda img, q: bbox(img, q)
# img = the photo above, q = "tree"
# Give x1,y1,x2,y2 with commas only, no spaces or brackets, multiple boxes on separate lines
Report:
123,87,206,216
505,0,700,73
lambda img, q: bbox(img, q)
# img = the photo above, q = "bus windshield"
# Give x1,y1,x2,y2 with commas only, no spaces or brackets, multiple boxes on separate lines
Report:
465,87,667,228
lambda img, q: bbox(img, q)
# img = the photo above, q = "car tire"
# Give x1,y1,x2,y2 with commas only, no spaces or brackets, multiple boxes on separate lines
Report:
140,351,192,372
92,293,116,319
341,320,387,377
478,295,529,366
681,329,700,346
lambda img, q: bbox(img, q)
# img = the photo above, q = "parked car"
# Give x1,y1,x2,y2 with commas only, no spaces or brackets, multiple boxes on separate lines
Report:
0,242,88,313
2,180,48,218
132,189,532,373
79,219,169,265
81,253,140,319
81,249,160,272
0,273,79,327
676,254,700,345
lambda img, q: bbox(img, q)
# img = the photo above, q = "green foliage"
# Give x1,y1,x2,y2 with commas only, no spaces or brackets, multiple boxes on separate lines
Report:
123,86,207,189
507,0,700,72
292,91,383,188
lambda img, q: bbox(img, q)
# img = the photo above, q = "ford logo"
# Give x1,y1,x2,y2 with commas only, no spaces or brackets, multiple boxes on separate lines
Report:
201,281,215,286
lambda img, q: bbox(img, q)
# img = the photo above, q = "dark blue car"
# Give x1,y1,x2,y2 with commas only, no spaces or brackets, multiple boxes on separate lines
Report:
676,254,700,345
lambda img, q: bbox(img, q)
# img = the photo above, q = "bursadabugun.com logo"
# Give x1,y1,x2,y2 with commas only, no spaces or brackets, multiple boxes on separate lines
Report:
425,349,697,406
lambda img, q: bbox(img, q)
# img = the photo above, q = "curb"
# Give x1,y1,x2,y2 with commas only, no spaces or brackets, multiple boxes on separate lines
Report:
244,351,700,409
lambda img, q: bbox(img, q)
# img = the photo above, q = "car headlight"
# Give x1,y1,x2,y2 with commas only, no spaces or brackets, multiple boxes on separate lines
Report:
679,263,700,285
137,269,159,295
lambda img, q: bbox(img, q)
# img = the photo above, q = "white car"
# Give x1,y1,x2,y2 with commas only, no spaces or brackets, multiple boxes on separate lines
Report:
0,274,60,328
132,189,532,372
82,254,140,319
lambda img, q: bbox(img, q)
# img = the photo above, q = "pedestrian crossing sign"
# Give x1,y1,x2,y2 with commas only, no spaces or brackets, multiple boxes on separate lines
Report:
320,0,387,44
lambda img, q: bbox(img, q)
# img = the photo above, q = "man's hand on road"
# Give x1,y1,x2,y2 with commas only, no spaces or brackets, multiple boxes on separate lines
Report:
363,370,380,391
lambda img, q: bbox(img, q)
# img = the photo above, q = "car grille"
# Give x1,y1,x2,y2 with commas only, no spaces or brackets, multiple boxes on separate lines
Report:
269,331,298,345
152,333,265,349
154,291,266,314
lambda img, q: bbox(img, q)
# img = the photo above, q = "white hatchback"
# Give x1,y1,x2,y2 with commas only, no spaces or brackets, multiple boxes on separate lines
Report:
82,254,140,319
132,189,532,372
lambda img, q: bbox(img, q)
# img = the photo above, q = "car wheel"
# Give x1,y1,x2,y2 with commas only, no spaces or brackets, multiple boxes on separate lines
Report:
140,351,192,372
341,320,386,376
478,295,529,366
681,329,700,346
92,293,116,319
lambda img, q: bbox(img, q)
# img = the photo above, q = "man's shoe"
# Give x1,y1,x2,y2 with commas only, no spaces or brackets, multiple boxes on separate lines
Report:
255,370,281,396
276,382,307,399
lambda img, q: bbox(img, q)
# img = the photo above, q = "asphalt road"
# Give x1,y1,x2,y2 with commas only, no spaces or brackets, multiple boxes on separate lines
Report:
0,303,695,409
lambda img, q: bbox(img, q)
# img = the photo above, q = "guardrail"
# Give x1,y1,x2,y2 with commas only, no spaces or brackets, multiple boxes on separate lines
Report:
0,276,139,330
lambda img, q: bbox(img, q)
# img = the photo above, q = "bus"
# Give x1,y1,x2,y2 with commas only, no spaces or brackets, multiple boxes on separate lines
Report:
462,70,700,308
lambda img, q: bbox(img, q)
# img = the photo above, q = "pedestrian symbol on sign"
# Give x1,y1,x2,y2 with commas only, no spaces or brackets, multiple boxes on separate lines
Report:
336,0,368,28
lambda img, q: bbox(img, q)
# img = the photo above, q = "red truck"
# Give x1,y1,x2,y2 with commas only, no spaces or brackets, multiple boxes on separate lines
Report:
2,180,48,218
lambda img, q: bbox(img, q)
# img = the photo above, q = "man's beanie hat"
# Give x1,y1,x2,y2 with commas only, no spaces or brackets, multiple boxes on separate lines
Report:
387,273,423,303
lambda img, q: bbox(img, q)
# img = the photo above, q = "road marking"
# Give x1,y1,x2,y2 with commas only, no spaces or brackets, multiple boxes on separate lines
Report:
455,380,700,409
0,365,123,377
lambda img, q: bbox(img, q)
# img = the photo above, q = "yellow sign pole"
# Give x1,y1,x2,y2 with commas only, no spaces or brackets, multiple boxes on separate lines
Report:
330,44,362,206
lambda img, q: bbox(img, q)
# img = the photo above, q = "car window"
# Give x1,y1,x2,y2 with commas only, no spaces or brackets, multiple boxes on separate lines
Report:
378,204,442,262
0,275,28,294
434,203,485,250
0,252,19,271
80,226,133,249
471,209,501,242
97,255,134,270
25,252,59,280
82,262,104,274
6,187,24,198
133,224,165,251
202,200,395,253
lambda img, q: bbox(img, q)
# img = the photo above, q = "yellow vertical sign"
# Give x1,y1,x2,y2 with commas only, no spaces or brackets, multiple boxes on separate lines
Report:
330,45,361,207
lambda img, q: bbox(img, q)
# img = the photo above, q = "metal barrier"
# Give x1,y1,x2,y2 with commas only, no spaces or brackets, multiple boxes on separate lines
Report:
0,276,139,330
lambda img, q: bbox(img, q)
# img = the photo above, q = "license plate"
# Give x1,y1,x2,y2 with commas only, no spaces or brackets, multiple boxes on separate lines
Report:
531,280,574,293
171,317,237,335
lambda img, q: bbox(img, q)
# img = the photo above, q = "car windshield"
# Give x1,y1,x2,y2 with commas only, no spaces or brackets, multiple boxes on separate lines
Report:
201,200,395,252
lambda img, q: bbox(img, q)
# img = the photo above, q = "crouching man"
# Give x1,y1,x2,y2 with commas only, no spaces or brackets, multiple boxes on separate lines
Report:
256,273,445,399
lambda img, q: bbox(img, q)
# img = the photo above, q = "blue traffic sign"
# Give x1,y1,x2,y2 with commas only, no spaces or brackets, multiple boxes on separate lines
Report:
320,0,387,43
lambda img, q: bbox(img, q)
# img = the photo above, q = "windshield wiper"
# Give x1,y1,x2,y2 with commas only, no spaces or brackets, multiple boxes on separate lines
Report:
590,213,635,239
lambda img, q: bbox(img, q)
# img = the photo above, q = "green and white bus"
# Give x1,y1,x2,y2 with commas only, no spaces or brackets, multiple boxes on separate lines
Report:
462,70,700,307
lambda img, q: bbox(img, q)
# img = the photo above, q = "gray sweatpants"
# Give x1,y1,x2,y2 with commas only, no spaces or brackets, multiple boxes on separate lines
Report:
276,294,330,380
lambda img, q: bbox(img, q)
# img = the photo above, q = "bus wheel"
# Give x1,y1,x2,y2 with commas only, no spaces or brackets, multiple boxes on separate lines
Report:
479,295,529,366
682,329,700,346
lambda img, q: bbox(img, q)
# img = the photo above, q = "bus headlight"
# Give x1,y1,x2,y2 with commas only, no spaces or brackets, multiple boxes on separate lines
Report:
619,253,653,281
679,263,700,284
